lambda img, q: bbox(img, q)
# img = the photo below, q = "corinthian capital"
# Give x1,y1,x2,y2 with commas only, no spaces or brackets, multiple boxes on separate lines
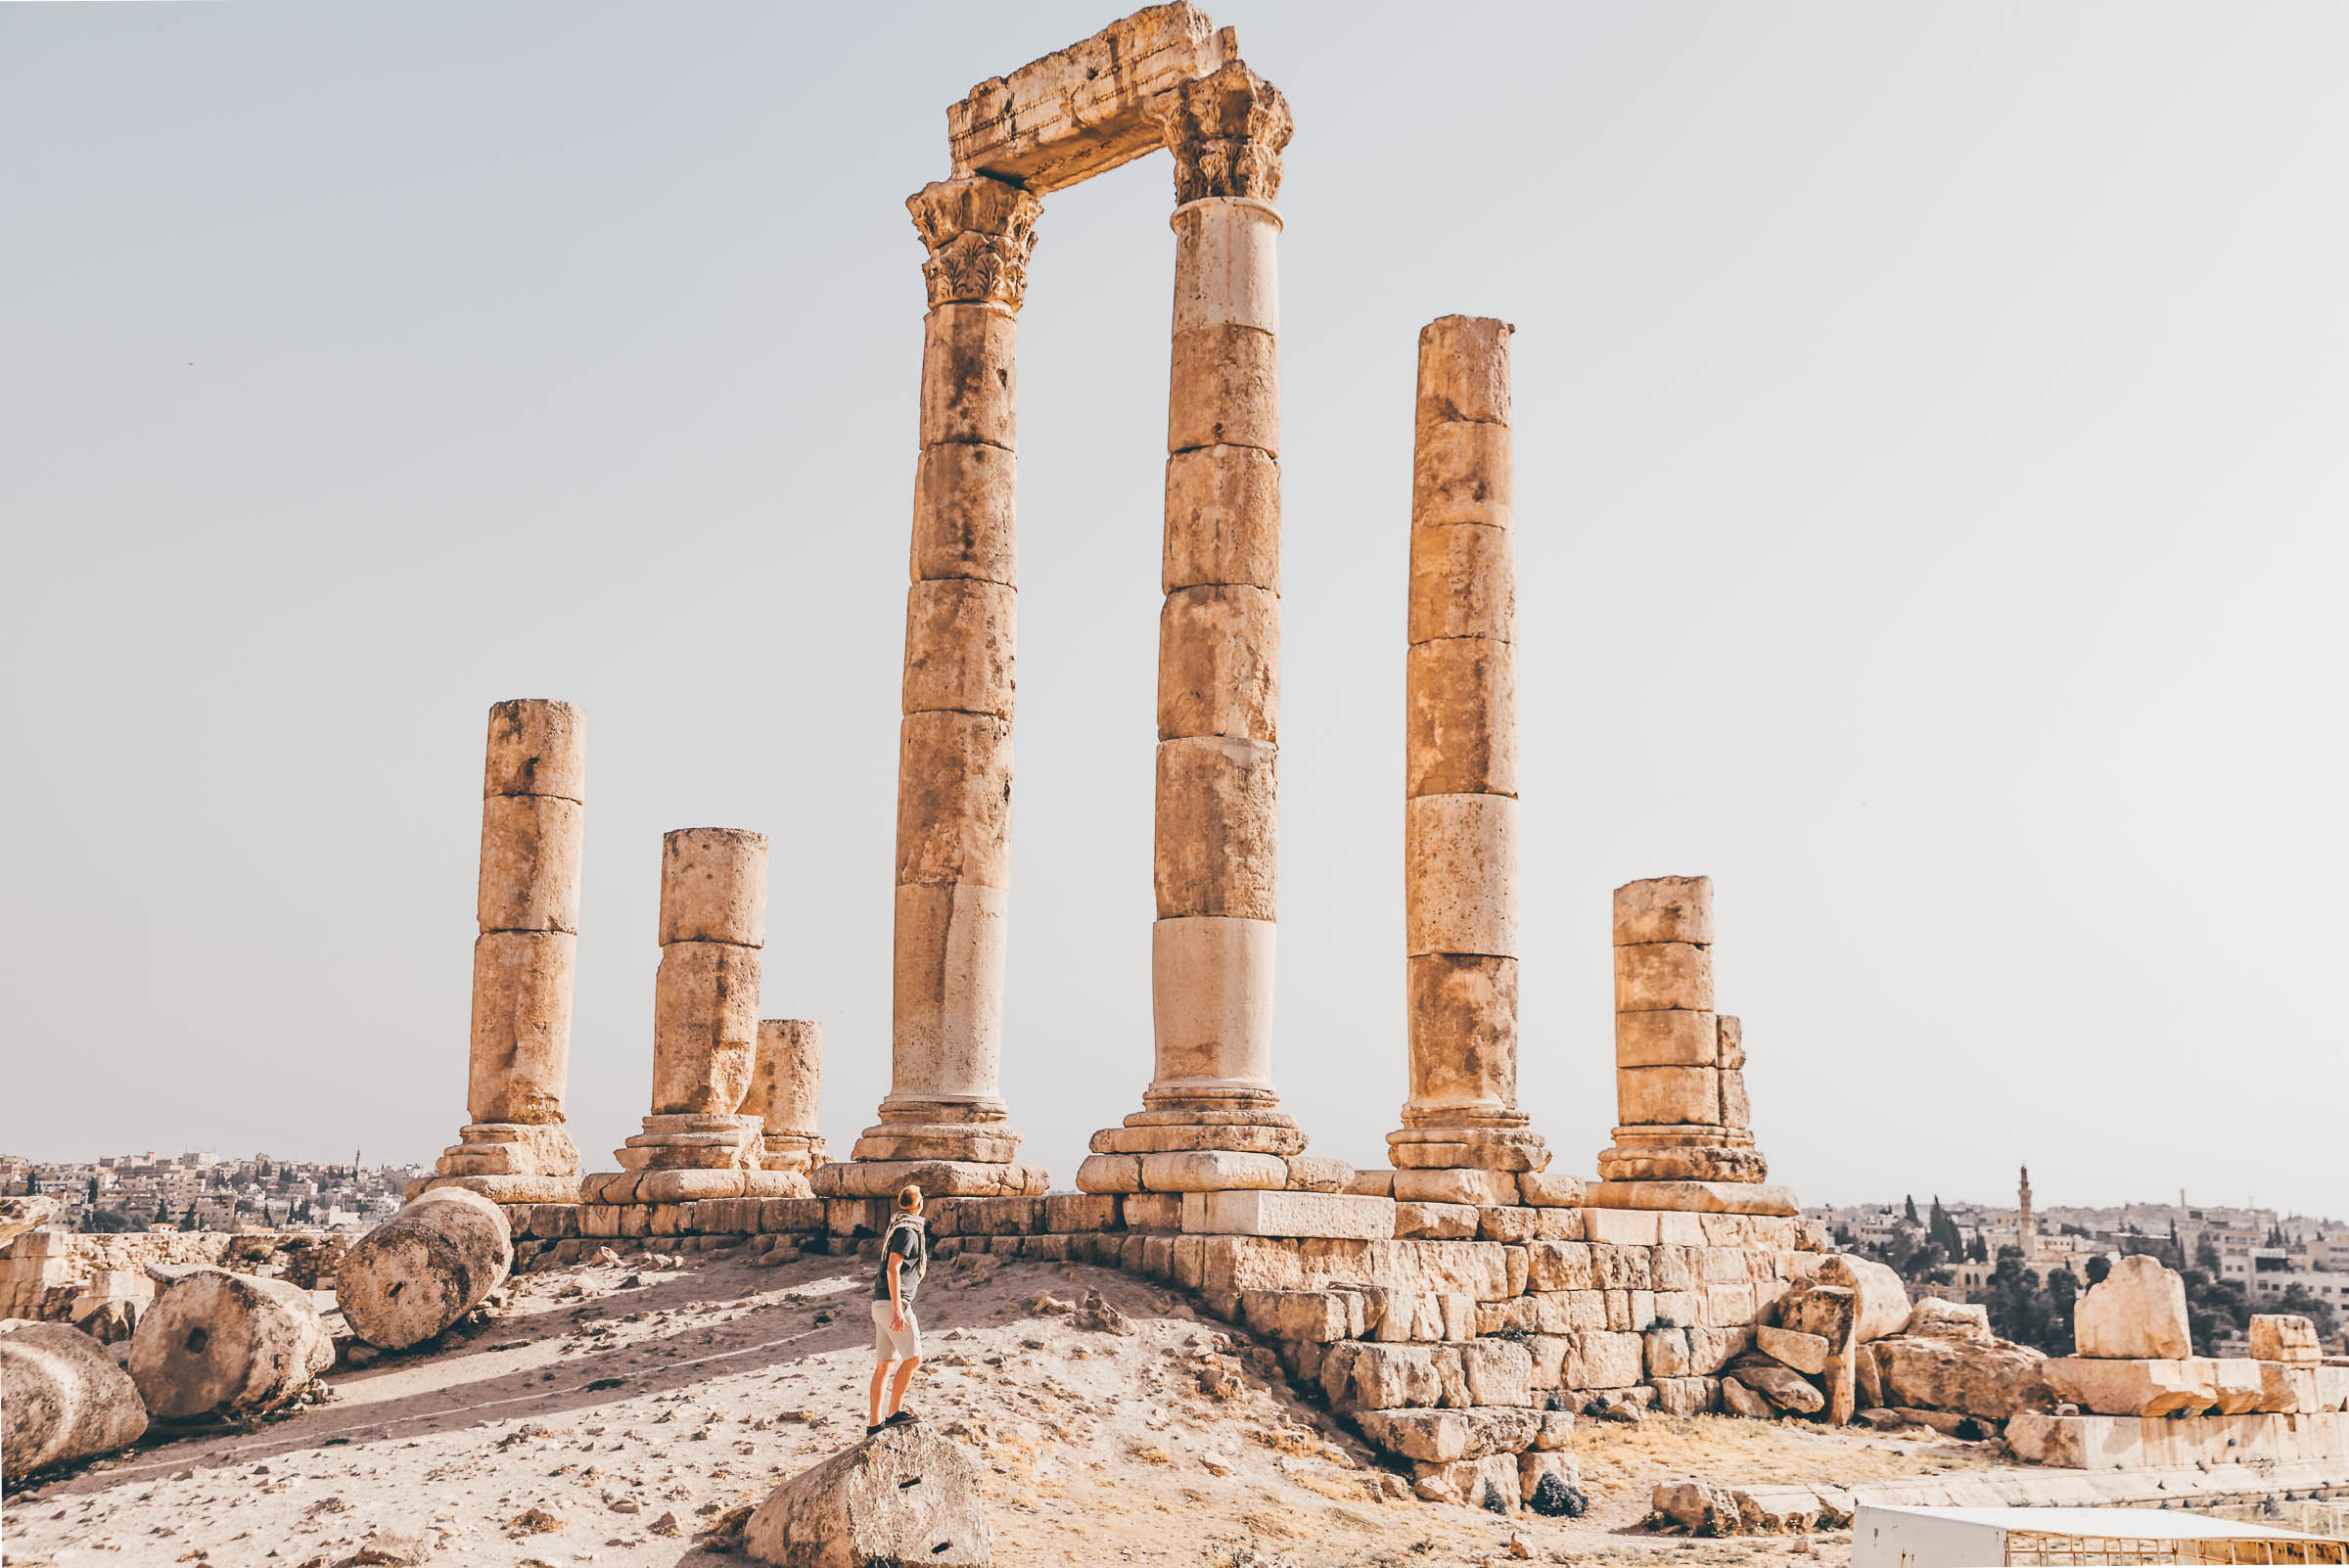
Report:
1156,61,1293,206
908,177,1044,310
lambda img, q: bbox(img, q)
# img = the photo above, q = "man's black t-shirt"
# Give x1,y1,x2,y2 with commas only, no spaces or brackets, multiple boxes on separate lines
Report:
871,1218,926,1305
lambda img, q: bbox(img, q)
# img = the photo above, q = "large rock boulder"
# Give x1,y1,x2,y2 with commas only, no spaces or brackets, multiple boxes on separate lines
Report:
1654,1480,1741,1536
128,1269,336,1419
744,1424,990,1567
2073,1256,2189,1359
1872,1334,2051,1420
338,1187,513,1349
1728,1361,1825,1415
0,1195,63,1247
1,1322,149,1481
1904,1298,1992,1341
1814,1256,1909,1342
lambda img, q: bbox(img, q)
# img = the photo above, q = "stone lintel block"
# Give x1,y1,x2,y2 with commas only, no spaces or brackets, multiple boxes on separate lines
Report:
1394,1201,1480,1240
1138,1150,1288,1193
1583,1180,1797,1217
1613,941,1714,1012
1717,1014,1744,1069
1616,1008,1719,1068
1404,794,1518,958
1162,443,1279,593
1756,1325,1831,1376
1416,315,1512,430
895,712,1013,889
1157,583,1278,743
1182,1189,1396,1240
658,827,768,947
809,1160,1049,1200
1613,876,1713,946
477,794,583,934
1412,423,1513,530
1408,521,1513,645
911,438,1017,586
650,940,761,1115
919,302,1017,449
1390,1168,1517,1207
484,698,585,801
903,578,1017,719
1403,954,1519,1117
1169,323,1277,456
1405,637,1516,799
1153,739,1276,919
2042,1357,2220,1417
467,930,576,1127
1172,197,1278,335
944,5,1225,193
1618,1064,1720,1127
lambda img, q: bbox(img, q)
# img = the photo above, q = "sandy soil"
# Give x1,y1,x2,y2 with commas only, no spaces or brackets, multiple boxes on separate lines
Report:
1,1247,2005,1568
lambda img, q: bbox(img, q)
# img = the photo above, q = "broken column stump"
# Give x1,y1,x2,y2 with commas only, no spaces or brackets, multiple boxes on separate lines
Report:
127,1269,336,1419
1,1321,150,1482
744,1423,991,1567
338,1186,514,1349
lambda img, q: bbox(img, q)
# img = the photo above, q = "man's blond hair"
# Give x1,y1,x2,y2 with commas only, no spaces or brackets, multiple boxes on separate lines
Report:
897,1184,923,1212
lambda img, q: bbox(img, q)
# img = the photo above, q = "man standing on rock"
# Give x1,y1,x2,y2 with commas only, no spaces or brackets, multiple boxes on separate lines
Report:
866,1183,928,1436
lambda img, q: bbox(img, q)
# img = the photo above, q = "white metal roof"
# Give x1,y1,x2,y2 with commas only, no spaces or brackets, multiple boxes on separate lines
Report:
1861,1505,2331,1544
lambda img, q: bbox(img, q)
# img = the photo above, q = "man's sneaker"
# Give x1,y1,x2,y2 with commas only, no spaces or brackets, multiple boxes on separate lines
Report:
865,1423,885,1436
884,1408,919,1427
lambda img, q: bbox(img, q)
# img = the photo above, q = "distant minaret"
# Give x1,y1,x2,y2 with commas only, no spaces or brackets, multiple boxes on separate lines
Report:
2018,1165,2037,1260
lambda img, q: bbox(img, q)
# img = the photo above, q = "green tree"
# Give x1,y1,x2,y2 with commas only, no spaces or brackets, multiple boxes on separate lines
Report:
1967,1231,1989,1264
1905,1195,1919,1223
1928,1197,1965,1259
2086,1254,2112,1286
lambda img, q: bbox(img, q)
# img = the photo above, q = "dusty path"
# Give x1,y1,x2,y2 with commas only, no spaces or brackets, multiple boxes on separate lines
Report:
2,1248,1997,1567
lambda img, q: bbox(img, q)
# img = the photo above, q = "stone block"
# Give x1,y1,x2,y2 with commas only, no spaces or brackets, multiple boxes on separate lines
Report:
1321,1342,1443,1410
1816,1255,1911,1342
1181,1189,1394,1239
1404,793,1518,957
2042,1357,2218,1416
1904,1298,1992,1340
902,578,1017,719
2258,1362,2320,1414
1345,1168,1395,1198
1719,1070,1751,1130
1158,584,1278,743
1147,914,1276,1087
1612,876,1712,946
1461,1338,1535,1407
1582,1208,1660,1247
1403,953,1517,1093
910,438,1017,585
1163,443,1279,593
1615,1008,1718,1068
918,302,1017,448
1411,422,1514,527
1241,1289,1366,1345
1518,1448,1580,1505
1522,1242,1591,1293
2209,1359,2268,1414
1646,1325,1693,1378
1758,1325,1831,1375
1075,1154,1141,1194
1476,1206,1538,1244
483,698,585,801
895,712,1013,888
1153,736,1277,918
2074,1256,2190,1360
1042,1193,1118,1234
1141,1150,1288,1193
1169,322,1278,455
1686,1327,1751,1376
1612,941,1713,1014
1577,1331,1647,1389
466,930,576,1127
1171,197,1278,334
1395,1202,1481,1240
476,794,583,935
1416,314,1513,429
1653,1290,1701,1328
1390,1168,1517,1207
1121,1192,1181,1231
1584,1178,1794,1215
1284,1156,1352,1192
1408,522,1514,644
1516,1173,1584,1209
1653,1376,1722,1417
2250,1314,2322,1363
1405,636,1515,798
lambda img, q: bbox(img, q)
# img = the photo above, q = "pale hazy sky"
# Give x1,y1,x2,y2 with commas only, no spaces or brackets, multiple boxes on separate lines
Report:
4,3,2343,1217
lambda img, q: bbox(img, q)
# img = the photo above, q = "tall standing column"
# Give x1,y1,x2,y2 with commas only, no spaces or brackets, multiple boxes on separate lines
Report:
583,828,794,1204
1388,318,1549,1185
1081,62,1313,1199
831,175,1048,1200
1594,875,1784,1208
425,699,585,1203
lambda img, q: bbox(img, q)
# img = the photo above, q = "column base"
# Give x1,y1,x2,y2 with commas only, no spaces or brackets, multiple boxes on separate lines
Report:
1386,1123,1550,1173
811,1159,1050,1199
1585,1178,1797,1216
760,1132,826,1175
851,1123,1024,1163
615,1113,764,1172
406,1173,582,1204
1596,1125,1768,1183
434,1122,580,1179
576,1168,813,1204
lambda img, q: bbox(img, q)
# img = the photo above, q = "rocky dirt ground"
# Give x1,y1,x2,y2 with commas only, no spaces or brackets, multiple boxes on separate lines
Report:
2,1249,2008,1567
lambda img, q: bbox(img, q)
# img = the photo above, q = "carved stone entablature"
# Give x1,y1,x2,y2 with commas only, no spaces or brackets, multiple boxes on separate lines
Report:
908,176,1044,310
1157,60,1292,206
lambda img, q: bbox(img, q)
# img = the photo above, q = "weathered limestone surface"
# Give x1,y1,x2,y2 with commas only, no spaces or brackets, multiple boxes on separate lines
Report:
338,1187,513,1350
434,699,586,1194
1182,1190,1396,1239
1816,1254,1911,1342
744,1422,992,1567
0,1195,61,1247
1,1321,149,1482
128,1269,336,1419
1872,1335,2052,1420
2251,1314,2322,1364
744,1020,826,1177
2073,1256,2191,1360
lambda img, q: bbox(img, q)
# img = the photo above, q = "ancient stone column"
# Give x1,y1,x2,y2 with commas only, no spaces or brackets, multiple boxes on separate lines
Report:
428,699,584,1201
832,176,1048,1200
1080,62,1315,1199
744,1019,826,1179
1595,876,1783,1209
1388,317,1549,1185
586,827,790,1204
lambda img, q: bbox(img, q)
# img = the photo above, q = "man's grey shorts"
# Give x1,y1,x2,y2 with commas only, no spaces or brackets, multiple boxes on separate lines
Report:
870,1299,921,1360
